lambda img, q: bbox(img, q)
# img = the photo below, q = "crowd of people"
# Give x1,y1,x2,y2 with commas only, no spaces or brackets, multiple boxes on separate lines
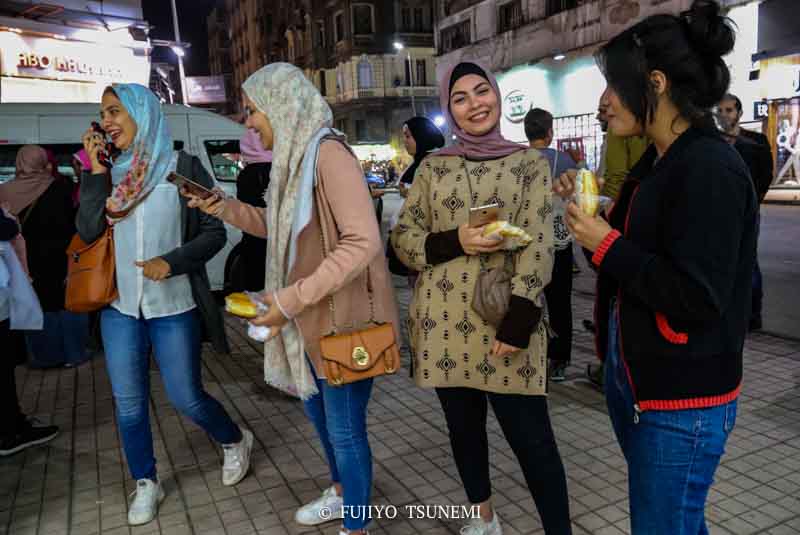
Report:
0,1,774,534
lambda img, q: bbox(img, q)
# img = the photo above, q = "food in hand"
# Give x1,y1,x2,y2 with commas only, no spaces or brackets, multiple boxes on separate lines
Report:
225,292,259,319
482,220,533,249
575,169,600,216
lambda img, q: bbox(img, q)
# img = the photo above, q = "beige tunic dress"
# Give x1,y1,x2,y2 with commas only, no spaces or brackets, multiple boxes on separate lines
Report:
391,149,554,395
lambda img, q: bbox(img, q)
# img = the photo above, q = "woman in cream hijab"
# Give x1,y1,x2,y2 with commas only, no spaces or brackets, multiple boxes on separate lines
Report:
187,63,398,535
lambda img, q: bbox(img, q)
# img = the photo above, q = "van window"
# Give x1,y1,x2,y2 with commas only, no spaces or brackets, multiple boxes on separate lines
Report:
0,144,83,185
203,140,242,183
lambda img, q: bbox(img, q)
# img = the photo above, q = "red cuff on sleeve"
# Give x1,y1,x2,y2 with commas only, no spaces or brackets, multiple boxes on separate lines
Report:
592,230,622,267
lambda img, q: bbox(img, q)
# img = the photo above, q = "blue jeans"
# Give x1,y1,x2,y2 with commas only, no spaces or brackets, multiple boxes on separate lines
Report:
303,362,373,531
26,311,90,368
101,307,241,480
605,306,737,535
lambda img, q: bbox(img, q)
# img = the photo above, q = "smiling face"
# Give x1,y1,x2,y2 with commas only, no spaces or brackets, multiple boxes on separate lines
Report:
100,90,138,151
243,94,274,150
716,97,742,133
402,124,417,155
448,74,500,137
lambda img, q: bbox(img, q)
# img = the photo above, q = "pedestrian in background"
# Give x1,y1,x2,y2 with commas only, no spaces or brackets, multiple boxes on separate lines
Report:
0,145,90,369
560,1,756,531
717,93,773,331
524,108,578,383
77,84,252,527
392,61,572,535
229,128,271,292
0,208,59,457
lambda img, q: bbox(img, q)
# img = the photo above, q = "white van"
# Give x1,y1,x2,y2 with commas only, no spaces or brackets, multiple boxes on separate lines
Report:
0,103,247,291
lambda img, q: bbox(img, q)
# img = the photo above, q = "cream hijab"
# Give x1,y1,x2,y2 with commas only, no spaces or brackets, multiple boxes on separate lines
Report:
242,63,334,399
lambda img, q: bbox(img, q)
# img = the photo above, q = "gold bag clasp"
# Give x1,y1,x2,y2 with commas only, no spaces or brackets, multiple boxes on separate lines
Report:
352,346,370,367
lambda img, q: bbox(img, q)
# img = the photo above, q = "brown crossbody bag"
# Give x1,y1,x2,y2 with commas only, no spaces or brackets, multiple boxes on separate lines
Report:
316,192,400,386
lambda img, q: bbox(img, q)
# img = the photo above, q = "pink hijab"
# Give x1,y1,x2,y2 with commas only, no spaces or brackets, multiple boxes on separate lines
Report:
0,145,55,216
240,129,273,165
438,61,525,161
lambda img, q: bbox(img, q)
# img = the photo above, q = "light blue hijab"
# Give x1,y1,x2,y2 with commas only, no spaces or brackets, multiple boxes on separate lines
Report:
106,84,174,218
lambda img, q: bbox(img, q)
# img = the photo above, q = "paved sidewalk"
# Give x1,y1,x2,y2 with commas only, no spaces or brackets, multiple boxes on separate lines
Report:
2,280,800,535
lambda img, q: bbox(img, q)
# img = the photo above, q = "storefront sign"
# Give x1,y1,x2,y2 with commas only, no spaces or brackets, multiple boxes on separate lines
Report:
754,100,769,120
16,51,124,79
503,90,531,124
1,33,145,84
186,76,227,105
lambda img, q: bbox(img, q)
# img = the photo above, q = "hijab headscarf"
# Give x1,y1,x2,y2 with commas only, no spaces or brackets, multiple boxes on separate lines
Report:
240,129,273,165
437,61,525,161
105,84,174,222
0,145,55,216
400,117,445,184
242,63,335,399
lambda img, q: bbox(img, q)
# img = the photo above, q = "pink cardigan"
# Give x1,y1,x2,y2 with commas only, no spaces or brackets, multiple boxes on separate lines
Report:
219,140,400,375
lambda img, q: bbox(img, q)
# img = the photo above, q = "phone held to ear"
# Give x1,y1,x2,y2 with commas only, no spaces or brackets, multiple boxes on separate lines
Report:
166,172,216,200
468,203,500,228
90,122,116,169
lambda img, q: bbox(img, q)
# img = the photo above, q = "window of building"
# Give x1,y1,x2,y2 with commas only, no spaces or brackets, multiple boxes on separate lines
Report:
317,19,326,48
440,20,471,53
356,120,367,141
319,71,327,96
401,7,411,32
352,4,374,35
263,13,273,36
414,7,424,32
357,57,374,88
334,11,345,42
545,0,581,17
404,58,412,86
415,59,427,86
337,119,348,133
498,0,523,33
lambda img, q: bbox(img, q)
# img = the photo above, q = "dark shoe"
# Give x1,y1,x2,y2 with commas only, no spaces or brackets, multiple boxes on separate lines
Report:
586,363,604,390
0,419,59,456
549,361,568,382
582,319,596,333
749,318,762,332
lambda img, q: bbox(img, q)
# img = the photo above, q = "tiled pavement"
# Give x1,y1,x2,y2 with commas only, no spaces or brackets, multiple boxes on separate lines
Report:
2,278,800,535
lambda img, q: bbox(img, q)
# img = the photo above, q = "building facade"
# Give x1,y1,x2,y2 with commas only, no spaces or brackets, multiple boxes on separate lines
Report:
0,0,151,103
214,0,440,162
434,0,754,169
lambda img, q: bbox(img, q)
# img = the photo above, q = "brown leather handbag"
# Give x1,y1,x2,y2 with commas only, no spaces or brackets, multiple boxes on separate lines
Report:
472,260,512,328
65,226,118,313
64,190,151,313
316,199,399,386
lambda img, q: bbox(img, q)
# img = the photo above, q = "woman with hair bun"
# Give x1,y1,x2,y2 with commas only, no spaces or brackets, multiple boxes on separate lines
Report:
556,1,757,532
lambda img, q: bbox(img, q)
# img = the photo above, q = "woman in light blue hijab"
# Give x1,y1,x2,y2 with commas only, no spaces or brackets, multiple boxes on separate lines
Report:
76,84,253,527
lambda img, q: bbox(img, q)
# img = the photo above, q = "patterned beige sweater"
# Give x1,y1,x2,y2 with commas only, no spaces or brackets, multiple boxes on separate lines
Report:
391,149,554,395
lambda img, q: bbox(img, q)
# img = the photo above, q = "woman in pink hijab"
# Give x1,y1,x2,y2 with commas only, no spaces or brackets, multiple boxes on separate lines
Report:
0,145,89,369
391,62,571,534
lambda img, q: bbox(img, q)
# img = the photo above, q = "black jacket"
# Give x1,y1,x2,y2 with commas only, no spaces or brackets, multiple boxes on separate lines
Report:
592,128,757,410
20,180,76,311
76,152,230,353
232,162,269,292
734,136,773,203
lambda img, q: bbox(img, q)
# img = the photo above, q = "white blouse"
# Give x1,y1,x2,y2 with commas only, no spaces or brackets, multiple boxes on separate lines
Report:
111,152,195,319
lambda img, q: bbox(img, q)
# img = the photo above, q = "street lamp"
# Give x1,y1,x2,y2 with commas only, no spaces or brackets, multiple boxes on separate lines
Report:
170,0,188,105
394,41,417,116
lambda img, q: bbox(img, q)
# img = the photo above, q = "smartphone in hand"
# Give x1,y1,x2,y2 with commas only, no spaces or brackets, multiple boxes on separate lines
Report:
468,203,500,228
167,172,216,200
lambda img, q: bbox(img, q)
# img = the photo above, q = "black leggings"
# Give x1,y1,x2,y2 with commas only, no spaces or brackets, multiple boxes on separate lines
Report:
544,247,574,364
436,387,572,535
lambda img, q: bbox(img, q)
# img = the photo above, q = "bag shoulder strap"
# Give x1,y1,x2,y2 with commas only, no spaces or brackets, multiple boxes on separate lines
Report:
315,185,377,334
20,193,43,227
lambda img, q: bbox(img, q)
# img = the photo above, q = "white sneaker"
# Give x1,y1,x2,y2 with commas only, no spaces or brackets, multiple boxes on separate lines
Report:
460,512,503,535
222,427,254,486
127,478,165,526
294,486,344,526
